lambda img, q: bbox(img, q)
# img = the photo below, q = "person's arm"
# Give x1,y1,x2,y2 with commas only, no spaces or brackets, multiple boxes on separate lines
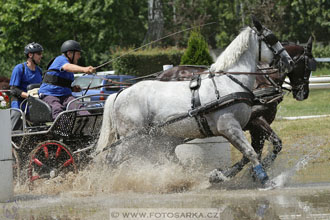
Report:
62,63,95,74
10,86,28,98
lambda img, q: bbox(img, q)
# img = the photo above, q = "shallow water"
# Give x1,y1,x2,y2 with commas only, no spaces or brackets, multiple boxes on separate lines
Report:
3,135,330,220
3,184,330,219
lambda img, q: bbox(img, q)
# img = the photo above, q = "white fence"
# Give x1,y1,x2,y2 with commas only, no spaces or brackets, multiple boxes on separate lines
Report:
308,77,330,89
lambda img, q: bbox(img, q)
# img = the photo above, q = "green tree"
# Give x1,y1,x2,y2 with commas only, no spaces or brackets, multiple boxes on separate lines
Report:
180,30,213,65
0,0,328,77
0,0,148,76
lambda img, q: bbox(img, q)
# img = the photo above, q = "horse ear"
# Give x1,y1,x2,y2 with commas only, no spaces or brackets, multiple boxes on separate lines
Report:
252,15,263,32
306,36,313,53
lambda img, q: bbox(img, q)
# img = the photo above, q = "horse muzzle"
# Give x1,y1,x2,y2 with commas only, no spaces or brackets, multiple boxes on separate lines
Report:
292,83,309,101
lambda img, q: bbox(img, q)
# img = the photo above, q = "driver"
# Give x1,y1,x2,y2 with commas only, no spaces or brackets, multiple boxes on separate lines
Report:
9,42,43,130
38,40,95,120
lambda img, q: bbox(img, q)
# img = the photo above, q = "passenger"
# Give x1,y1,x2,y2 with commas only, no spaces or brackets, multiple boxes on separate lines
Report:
38,40,95,120
9,42,44,130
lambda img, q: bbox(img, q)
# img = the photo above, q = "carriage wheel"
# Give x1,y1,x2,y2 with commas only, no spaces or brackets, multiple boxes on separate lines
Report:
12,148,21,184
28,140,77,182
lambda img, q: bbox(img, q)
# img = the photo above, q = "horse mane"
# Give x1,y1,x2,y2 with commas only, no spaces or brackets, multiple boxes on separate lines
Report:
210,27,252,72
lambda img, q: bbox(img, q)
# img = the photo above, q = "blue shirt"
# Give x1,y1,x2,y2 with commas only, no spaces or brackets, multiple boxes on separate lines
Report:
39,55,74,96
9,62,43,109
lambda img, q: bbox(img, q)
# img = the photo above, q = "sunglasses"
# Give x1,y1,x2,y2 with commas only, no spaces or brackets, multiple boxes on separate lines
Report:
35,52,43,55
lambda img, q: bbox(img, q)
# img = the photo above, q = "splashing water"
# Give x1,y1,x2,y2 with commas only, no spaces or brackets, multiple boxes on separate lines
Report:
269,146,323,189
15,153,210,196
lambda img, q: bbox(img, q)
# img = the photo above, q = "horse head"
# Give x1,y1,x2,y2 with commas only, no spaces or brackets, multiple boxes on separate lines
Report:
252,16,295,74
284,36,316,100
211,16,293,75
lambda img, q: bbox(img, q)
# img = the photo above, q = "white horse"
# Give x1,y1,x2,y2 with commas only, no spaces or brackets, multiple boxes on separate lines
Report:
95,18,294,187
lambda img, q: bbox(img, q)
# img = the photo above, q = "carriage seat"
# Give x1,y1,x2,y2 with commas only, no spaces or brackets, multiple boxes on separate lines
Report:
27,83,41,90
26,85,53,123
27,96,53,123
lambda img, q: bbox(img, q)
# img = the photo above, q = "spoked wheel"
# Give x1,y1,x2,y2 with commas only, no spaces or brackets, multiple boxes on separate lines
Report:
28,140,77,182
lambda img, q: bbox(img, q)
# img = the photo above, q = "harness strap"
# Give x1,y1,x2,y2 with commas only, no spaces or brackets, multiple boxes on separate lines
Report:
264,75,279,87
227,75,255,98
209,73,220,99
190,74,214,137
188,92,254,117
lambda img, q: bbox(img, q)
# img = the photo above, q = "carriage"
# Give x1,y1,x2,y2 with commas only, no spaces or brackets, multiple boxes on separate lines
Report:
11,91,109,183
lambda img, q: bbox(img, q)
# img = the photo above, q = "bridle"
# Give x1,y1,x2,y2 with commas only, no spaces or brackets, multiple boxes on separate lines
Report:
282,45,316,93
252,26,290,67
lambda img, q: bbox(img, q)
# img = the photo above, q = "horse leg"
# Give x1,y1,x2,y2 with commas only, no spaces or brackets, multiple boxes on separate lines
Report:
217,120,267,179
242,116,282,170
253,117,282,169
210,116,269,185
209,115,281,181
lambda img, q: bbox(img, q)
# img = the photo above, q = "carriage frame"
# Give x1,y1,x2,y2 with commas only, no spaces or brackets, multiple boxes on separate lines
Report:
11,93,108,183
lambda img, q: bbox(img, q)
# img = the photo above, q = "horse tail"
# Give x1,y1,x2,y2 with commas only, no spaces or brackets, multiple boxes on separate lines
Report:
95,94,117,154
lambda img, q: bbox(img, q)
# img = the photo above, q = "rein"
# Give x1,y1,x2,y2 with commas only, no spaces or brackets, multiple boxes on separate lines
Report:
92,74,133,85
177,68,280,77
212,69,279,76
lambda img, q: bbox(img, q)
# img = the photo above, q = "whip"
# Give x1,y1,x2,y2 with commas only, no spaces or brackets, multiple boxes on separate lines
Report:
94,22,217,70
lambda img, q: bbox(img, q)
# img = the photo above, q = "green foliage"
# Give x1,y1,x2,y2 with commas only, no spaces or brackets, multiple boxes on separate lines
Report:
313,44,330,69
180,30,213,66
0,0,329,78
112,47,184,76
0,0,148,76
313,44,330,58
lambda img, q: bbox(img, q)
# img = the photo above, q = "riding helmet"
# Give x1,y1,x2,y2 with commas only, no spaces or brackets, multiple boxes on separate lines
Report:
24,42,43,55
61,40,82,53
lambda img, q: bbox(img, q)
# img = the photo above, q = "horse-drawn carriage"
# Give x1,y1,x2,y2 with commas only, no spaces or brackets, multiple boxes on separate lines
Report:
11,17,317,189
94,17,316,188
11,91,109,183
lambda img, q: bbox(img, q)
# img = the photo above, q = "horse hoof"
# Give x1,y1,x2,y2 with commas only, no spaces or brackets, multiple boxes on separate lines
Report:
259,180,276,191
209,169,229,183
252,164,269,185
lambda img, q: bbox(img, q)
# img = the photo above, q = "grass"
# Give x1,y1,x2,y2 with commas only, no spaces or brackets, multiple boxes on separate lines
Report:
276,89,330,117
270,117,330,182
312,67,330,76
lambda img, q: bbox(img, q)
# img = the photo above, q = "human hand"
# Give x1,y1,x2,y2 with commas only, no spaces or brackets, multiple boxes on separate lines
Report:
72,85,82,92
84,66,96,74
26,88,39,98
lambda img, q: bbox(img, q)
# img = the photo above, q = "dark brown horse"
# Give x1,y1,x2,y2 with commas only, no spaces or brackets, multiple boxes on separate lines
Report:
156,37,316,181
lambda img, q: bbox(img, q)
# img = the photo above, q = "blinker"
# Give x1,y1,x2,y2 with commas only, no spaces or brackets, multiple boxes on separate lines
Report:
307,58,317,71
264,33,278,46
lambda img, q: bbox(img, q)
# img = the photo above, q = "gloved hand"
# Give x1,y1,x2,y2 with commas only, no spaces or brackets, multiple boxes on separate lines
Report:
27,88,39,98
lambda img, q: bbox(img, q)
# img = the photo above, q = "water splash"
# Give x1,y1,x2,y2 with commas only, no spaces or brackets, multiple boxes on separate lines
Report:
269,147,323,188
15,154,209,195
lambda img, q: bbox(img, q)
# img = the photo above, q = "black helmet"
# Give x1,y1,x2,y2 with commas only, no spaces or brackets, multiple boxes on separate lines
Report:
24,42,43,55
61,40,82,53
